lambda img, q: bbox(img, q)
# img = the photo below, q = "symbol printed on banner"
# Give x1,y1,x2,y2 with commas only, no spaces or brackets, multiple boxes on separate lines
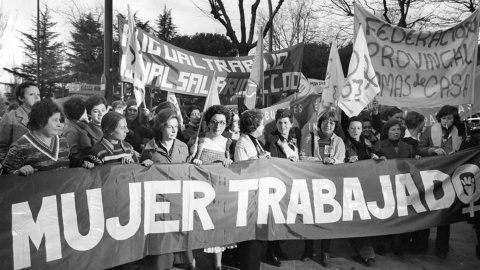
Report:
451,164,480,215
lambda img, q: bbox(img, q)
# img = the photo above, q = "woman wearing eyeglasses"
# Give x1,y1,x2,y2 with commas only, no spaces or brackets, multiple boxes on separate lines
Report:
417,105,462,259
188,104,234,270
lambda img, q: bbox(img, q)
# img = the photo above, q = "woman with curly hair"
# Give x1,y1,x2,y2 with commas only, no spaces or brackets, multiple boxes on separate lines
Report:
234,109,270,270
2,100,70,175
188,105,234,270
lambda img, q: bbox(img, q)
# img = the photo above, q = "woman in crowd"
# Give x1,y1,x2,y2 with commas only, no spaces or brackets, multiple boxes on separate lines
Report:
85,95,107,145
183,105,202,143
140,108,194,270
360,115,379,146
62,96,95,169
234,109,270,270
189,105,234,270
400,111,429,254
374,119,414,256
0,82,41,172
344,116,377,266
372,106,405,140
263,108,298,267
88,112,152,166
300,110,345,268
417,105,461,258
2,100,70,175
222,107,240,159
125,99,155,153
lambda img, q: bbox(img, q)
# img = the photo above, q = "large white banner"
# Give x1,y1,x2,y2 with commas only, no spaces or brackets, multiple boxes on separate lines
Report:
354,3,479,108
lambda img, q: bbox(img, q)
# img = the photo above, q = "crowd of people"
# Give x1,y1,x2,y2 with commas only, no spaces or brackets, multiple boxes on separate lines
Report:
0,81,479,270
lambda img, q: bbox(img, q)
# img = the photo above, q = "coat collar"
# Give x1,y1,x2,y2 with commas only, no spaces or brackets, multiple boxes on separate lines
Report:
15,106,30,127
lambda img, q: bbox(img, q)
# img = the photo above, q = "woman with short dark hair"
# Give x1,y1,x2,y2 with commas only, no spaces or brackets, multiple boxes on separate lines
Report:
88,112,152,166
234,109,270,270
62,96,96,169
222,107,240,159
2,100,70,175
263,108,297,267
0,82,41,170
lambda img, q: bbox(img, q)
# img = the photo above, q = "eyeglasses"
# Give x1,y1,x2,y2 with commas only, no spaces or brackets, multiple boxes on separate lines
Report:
322,120,335,126
210,120,226,126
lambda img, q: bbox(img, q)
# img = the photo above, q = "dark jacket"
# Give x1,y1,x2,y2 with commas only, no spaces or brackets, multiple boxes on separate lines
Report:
264,130,299,159
63,120,101,167
0,106,30,161
140,138,188,163
374,139,414,159
344,136,373,162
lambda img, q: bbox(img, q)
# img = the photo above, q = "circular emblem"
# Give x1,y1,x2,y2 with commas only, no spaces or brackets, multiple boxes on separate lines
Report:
451,164,480,204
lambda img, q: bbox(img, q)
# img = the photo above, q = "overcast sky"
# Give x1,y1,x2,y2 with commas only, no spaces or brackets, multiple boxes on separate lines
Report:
0,0,265,86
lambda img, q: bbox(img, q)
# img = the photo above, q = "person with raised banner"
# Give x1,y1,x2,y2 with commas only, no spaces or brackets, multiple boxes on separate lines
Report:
140,108,195,270
263,108,298,267
234,108,270,270
2,100,70,175
417,105,462,259
0,82,41,174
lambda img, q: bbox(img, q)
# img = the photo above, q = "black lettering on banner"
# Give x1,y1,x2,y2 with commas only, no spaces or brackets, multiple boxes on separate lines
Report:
408,52,423,69
416,31,431,47
397,50,410,69
391,27,406,44
363,55,378,90
423,76,438,98
352,79,364,98
428,30,442,48
381,45,394,67
367,42,380,57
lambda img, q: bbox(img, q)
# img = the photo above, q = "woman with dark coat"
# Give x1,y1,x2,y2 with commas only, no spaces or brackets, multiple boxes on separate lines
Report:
263,109,297,267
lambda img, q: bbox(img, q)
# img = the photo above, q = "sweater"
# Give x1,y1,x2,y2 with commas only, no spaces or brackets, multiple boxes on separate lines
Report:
88,138,137,165
2,133,70,174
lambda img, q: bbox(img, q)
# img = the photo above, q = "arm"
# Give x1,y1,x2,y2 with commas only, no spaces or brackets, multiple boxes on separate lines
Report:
2,142,26,174
0,113,14,161
417,129,433,157
331,138,346,164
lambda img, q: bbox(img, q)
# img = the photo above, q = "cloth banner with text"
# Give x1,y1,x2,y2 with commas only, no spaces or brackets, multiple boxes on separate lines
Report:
118,16,303,99
1,147,480,269
354,3,479,108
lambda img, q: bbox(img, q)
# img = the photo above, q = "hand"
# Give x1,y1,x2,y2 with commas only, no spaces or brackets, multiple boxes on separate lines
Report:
288,155,299,162
142,108,151,117
142,159,154,166
193,158,203,166
461,175,476,196
433,148,447,156
83,160,94,169
222,158,233,167
372,100,379,115
415,155,421,160
377,156,387,161
371,153,380,160
121,157,134,164
258,151,271,159
349,156,359,163
18,165,36,176
323,157,335,165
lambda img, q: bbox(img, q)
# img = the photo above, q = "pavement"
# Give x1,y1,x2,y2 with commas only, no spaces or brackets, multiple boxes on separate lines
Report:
119,221,479,270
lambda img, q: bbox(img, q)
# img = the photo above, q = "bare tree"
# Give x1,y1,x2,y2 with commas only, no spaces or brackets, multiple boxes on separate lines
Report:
428,0,478,28
53,0,104,24
196,0,285,56
319,0,440,44
257,0,322,50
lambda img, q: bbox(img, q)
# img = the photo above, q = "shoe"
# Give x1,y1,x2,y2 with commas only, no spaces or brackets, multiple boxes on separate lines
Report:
435,250,448,259
376,245,387,256
365,258,375,267
266,253,282,267
320,252,332,268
